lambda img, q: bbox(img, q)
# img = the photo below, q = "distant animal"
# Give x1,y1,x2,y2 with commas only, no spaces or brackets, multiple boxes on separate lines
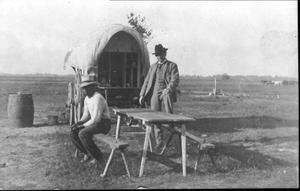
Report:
137,186,148,189
272,80,283,86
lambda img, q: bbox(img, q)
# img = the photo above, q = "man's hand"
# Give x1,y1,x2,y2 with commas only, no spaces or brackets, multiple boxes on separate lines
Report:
76,121,84,125
71,121,83,128
139,96,144,105
71,123,84,131
162,88,170,95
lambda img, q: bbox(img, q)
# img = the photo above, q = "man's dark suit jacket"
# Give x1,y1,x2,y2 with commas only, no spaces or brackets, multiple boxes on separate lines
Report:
140,59,179,103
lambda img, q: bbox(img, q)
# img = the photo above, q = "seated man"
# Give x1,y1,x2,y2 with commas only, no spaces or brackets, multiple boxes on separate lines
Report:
70,77,111,164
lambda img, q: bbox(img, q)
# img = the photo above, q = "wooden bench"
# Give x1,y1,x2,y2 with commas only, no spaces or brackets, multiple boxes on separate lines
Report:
160,125,208,155
161,126,217,172
193,135,216,173
93,134,131,177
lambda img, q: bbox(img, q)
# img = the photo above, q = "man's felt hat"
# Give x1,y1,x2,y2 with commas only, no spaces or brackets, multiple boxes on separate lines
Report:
80,75,99,88
152,44,168,56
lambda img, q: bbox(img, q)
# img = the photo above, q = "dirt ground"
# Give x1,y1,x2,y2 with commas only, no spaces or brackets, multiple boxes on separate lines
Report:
0,121,298,189
0,75,298,189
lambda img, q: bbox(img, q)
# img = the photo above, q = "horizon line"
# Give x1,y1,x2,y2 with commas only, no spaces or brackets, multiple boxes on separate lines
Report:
0,73,298,79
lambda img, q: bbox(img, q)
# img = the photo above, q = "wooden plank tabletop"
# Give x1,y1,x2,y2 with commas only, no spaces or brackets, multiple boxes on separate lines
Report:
127,111,195,123
113,108,153,115
113,108,195,123
98,87,139,90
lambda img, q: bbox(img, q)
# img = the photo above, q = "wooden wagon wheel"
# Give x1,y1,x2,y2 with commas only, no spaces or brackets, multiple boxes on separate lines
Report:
67,82,75,126
74,69,84,123
72,69,85,158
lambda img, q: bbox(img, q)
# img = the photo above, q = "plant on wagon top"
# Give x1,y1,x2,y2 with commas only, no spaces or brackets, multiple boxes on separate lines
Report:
127,12,153,44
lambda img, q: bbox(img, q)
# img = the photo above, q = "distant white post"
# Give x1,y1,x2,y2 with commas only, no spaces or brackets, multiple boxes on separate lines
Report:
213,76,217,96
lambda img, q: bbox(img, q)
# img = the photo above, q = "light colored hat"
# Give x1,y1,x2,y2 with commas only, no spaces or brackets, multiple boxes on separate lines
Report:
80,75,99,88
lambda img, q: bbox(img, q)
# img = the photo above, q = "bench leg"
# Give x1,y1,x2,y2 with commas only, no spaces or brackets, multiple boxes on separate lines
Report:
74,149,79,158
194,147,203,173
115,115,121,139
120,150,131,178
208,150,218,170
101,149,115,177
194,147,217,173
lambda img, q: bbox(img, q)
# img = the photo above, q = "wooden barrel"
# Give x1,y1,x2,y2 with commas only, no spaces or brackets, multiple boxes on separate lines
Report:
7,93,34,127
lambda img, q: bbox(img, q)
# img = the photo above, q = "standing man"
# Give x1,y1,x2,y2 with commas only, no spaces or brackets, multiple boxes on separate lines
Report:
70,76,111,164
139,44,180,150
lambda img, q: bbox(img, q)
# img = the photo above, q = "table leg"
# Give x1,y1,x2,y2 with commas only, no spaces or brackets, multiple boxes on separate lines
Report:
139,122,151,177
181,124,187,176
148,135,153,152
140,121,153,152
138,121,152,152
115,115,121,139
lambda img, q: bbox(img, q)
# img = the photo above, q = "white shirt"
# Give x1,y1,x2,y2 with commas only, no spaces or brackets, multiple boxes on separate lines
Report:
157,59,166,65
80,91,110,127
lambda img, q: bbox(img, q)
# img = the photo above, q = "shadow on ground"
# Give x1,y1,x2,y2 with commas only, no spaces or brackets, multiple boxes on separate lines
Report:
211,142,296,170
100,139,297,178
32,123,49,127
32,122,69,127
42,125,298,189
105,115,299,177
187,115,298,133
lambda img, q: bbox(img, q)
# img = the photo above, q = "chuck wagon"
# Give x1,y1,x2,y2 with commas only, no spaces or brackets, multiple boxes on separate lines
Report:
64,24,150,124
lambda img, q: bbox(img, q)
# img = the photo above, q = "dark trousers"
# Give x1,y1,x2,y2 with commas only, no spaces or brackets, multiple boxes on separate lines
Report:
70,119,111,161
150,92,174,145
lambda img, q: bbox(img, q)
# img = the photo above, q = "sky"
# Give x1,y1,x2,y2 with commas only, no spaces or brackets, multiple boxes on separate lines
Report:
0,0,298,77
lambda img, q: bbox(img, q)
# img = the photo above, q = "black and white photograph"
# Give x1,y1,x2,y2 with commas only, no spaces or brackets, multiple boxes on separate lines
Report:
0,0,298,189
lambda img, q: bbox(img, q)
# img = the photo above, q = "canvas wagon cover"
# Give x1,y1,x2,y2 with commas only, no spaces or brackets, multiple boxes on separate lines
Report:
64,24,150,77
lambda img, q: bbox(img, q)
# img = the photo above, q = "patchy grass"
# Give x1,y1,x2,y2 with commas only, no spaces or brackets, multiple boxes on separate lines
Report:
19,124,295,189
0,75,298,189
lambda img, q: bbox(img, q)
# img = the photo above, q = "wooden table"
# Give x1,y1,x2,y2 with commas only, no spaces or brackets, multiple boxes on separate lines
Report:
112,108,195,177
